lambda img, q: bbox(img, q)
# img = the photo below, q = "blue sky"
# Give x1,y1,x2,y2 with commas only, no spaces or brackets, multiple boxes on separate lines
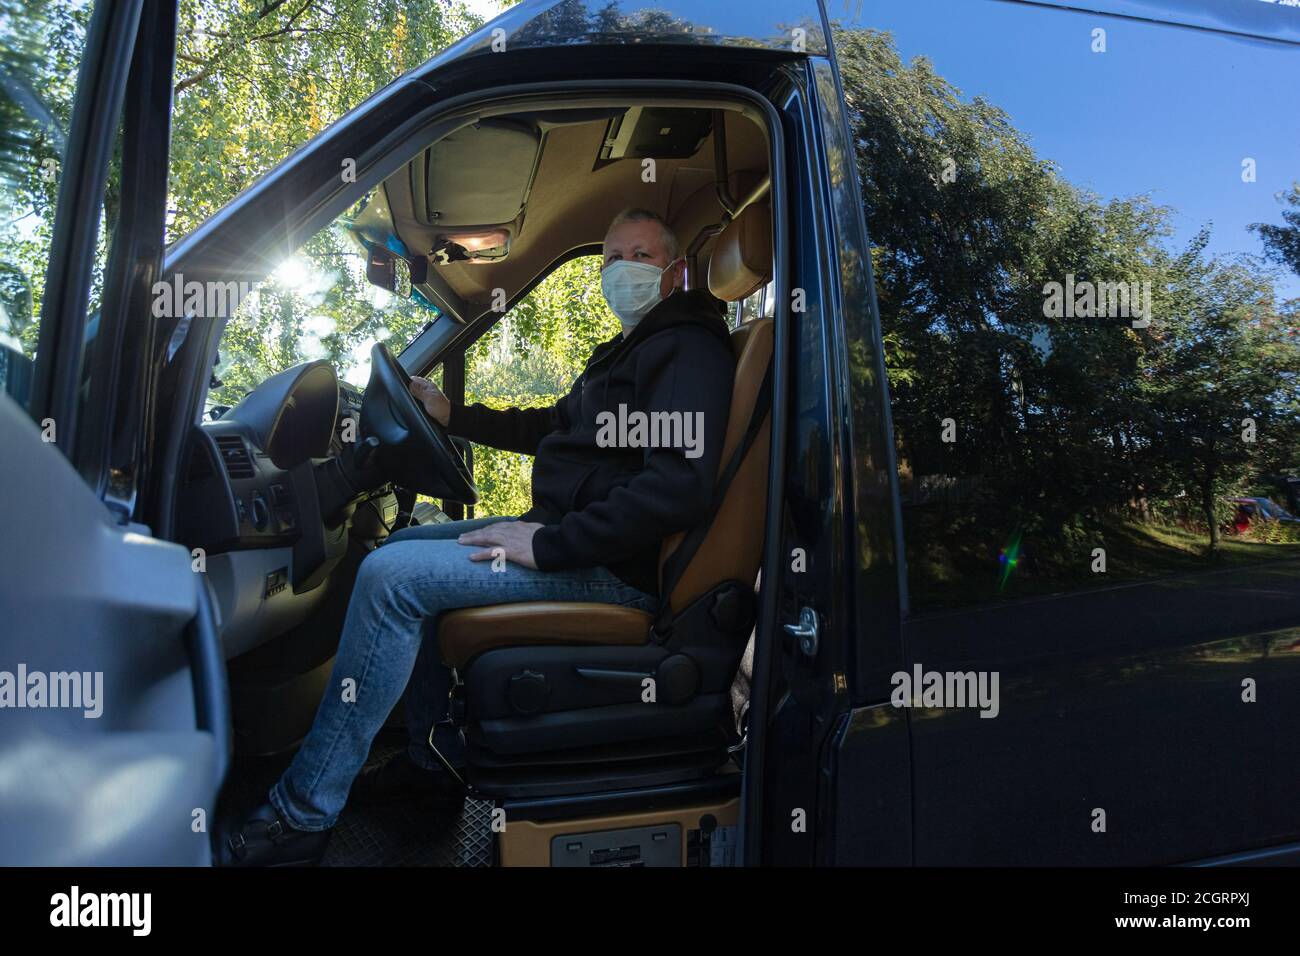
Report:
852,0,1300,299
461,0,507,18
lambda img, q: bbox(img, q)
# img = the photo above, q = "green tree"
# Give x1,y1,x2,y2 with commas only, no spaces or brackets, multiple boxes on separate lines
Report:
1251,183,1300,277
0,0,99,355
172,0,493,401
168,0,487,239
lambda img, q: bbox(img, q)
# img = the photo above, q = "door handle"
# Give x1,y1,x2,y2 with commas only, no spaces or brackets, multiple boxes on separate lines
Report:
185,578,232,779
783,606,820,658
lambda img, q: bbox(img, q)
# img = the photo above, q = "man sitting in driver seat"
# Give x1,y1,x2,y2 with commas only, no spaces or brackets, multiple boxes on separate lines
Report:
227,208,736,866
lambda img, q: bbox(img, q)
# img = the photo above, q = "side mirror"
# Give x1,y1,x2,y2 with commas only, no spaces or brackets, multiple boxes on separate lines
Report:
0,263,35,402
366,246,427,297
0,262,34,339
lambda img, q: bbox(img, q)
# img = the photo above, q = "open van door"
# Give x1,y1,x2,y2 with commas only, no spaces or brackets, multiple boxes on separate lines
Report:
136,0,836,868
0,0,228,865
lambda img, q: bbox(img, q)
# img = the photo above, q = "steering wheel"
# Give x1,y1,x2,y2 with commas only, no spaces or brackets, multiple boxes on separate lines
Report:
360,341,478,504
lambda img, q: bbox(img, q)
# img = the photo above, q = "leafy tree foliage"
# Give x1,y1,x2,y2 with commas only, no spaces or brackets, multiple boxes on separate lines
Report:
177,0,489,409
168,0,485,238
0,0,98,355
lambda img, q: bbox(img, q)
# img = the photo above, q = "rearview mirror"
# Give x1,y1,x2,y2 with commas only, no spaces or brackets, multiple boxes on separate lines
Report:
366,247,410,297
366,247,427,297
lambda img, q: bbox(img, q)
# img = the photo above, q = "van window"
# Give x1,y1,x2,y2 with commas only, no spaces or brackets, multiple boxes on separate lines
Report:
463,255,620,516
838,3,1300,611
0,0,111,416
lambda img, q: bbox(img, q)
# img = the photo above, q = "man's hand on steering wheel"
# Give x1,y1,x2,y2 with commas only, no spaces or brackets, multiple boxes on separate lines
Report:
459,521,545,570
362,342,476,503
409,376,449,426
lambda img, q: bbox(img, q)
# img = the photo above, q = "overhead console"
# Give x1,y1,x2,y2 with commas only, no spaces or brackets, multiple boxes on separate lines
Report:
418,119,541,229
596,106,713,163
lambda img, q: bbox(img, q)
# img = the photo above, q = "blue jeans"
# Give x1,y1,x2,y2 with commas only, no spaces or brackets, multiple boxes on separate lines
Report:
270,515,657,831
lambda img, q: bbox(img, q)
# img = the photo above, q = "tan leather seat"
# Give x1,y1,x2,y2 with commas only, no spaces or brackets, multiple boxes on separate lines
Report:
440,603,652,668
706,202,772,302
439,204,773,669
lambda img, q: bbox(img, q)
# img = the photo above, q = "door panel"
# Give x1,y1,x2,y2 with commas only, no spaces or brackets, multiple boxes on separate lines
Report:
0,0,223,865
907,576,1300,864
747,61,890,866
0,393,225,864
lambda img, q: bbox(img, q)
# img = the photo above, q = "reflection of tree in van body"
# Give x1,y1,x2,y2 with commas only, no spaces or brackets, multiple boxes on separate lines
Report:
1251,183,1300,279
0,0,61,198
834,27,1300,609
509,0,819,51
6,1,1295,570
512,0,688,45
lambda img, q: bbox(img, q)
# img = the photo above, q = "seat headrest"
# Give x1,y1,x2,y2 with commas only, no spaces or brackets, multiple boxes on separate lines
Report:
708,202,772,302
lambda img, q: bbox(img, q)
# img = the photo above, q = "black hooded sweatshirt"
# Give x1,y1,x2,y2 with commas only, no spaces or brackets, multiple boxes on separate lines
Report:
447,288,735,596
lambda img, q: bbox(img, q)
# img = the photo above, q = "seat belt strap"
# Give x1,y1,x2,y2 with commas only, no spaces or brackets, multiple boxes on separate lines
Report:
653,364,773,640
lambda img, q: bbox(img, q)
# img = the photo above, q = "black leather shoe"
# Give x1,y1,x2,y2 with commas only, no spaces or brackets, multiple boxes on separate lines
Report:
350,752,467,809
223,803,331,867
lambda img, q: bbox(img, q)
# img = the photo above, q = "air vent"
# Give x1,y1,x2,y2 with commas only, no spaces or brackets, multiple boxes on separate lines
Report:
214,435,255,480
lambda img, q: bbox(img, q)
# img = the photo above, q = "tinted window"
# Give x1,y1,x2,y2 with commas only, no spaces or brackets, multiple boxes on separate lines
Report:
836,3,1300,611
0,0,104,414
463,255,619,516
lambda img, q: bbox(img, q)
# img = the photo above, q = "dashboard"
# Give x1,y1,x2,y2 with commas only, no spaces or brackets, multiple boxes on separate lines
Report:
175,362,390,659
178,361,342,555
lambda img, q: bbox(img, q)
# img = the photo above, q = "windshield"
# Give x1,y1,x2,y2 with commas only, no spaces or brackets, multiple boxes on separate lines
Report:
206,216,441,413
171,0,502,412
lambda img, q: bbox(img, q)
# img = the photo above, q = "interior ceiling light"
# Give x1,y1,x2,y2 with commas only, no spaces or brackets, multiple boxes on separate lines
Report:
431,229,511,264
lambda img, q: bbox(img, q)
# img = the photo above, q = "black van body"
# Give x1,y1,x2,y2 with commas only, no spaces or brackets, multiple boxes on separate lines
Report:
0,0,1297,867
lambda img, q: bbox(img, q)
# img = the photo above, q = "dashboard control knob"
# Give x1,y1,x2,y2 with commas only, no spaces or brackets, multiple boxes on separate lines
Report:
251,494,270,531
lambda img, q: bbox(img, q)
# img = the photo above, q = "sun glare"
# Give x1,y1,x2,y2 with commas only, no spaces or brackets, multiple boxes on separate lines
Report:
273,256,314,293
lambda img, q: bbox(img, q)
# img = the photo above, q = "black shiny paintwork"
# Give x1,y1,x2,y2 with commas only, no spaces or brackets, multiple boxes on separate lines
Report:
807,5,1300,867
754,6,1300,868
807,53,913,866
745,55,913,866
432,0,829,55
904,568,1300,865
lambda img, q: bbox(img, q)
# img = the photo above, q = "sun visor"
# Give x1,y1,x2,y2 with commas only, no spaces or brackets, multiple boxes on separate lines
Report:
418,120,541,228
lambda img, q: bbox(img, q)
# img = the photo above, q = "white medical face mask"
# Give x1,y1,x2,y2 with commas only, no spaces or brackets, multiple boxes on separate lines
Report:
601,258,677,330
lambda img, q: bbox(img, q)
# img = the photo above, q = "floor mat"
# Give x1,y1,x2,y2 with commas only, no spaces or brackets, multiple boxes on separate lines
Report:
219,731,494,867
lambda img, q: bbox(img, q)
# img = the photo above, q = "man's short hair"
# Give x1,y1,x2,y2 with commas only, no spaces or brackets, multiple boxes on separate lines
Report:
605,207,680,260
